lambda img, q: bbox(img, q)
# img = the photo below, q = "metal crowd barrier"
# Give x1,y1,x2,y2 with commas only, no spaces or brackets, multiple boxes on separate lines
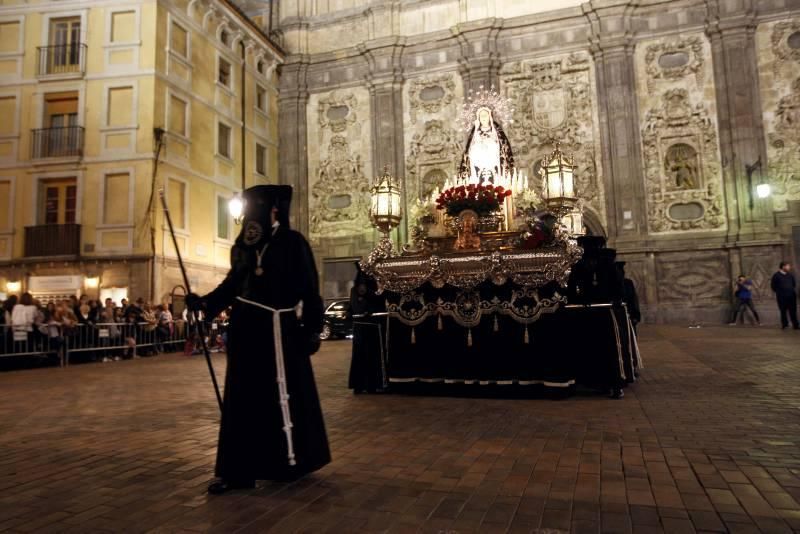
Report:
63,321,189,366
0,325,64,364
0,321,189,367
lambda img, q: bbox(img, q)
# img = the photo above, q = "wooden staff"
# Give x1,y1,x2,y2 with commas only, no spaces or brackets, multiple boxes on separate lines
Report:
159,189,224,412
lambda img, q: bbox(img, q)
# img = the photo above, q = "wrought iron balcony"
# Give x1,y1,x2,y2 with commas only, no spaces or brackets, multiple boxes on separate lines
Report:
31,126,84,159
24,224,81,257
36,44,87,76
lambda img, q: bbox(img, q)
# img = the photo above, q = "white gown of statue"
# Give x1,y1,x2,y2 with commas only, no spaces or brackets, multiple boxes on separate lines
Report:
467,123,502,181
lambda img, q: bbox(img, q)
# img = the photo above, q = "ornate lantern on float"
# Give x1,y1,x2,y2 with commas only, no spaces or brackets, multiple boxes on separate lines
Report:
369,166,403,257
560,205,586,237
540,143,577,216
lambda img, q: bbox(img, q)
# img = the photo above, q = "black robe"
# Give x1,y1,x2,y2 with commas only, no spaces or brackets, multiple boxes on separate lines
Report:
202,225,330,481
348,277,387,393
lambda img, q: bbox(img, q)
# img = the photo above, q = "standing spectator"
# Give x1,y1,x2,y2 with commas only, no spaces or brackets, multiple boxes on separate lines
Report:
88,300,100,323
729,275,761,326
771,261,799,330
2,295,18,353
59,300,78,337
2,295,17,326
70,295,80,319
100,300,121,362
155,304,173,352
121,304,139,359
75,298,91,324
140,303,158,355
11,293,38,347
42,302,65,362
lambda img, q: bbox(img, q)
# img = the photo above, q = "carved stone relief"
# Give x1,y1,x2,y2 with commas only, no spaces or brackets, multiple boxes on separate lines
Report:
741,248,782,299
757,20,800,211
656,253,729,303
770,20,800,71
403,73,464,203
636,34,726,234
500,52,606,228
317,91,358,141
307,89,373,243
644,36,704,91
407,74,457,125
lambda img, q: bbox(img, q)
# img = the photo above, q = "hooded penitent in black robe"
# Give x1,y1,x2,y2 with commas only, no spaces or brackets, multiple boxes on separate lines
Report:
348,263,387,393
199,185,330,482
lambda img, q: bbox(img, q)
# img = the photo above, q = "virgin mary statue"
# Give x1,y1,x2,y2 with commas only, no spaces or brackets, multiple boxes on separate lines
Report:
458,107,515,183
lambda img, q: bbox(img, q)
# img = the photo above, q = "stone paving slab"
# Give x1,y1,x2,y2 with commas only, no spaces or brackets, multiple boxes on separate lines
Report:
0,325,799,533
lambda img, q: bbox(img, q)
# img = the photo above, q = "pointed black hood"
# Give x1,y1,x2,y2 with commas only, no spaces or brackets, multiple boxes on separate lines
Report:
235,185,293,248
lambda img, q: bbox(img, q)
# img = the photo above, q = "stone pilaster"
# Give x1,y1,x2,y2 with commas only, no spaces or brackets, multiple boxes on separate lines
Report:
452,19,502,93
358,38,408,243
706,10,773,241
278,57,310,235
590,35,647,242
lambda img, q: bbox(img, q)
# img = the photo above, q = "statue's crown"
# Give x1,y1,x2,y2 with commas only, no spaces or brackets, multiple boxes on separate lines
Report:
460,85,515,131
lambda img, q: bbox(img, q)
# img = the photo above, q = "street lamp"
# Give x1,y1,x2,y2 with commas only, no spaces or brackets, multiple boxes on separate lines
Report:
6,280,21,294
84,276,100,289
228,193,244,225
369,166,403,258
756,183,772,199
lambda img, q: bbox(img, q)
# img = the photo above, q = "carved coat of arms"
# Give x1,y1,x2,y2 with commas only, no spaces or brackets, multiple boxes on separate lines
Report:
532,88,567,130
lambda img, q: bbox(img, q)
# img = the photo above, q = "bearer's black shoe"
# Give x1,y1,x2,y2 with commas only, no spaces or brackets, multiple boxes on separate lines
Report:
207,479,255,495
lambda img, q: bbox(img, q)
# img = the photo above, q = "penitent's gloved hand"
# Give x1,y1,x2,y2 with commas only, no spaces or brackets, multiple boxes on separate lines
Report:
185,293,205,312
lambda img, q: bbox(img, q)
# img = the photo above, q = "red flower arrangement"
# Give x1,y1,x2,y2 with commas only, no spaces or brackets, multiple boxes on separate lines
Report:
435,184,512,217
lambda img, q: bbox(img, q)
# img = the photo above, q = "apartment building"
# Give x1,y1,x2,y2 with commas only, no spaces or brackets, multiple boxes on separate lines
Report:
0,0,283,304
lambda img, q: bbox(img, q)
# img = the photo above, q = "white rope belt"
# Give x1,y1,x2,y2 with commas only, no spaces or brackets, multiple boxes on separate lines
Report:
236,296,303,467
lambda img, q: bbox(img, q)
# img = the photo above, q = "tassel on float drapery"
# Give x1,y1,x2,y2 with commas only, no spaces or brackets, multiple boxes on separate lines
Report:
411,327,416,344
467,328,473,347
493,315,499,332
524,325,530,344
437,314,443,331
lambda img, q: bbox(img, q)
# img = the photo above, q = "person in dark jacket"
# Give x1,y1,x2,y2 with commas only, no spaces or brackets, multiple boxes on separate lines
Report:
771,261,799,330
615,262,641,332
187,185,329,494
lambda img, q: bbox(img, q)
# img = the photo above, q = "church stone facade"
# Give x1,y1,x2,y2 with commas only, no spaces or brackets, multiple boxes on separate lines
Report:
261,0,800,323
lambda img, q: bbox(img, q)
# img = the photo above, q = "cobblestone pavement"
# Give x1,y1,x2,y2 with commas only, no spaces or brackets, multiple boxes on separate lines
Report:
0,325,799,533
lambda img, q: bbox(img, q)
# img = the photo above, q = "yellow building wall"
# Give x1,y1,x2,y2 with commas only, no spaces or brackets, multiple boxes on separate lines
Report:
0,0,282,301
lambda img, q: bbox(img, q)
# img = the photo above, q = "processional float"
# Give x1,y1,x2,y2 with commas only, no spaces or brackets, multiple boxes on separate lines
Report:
361,86,584,301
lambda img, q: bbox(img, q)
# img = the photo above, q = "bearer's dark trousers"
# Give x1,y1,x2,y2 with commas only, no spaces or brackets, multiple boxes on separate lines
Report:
777,294,799,329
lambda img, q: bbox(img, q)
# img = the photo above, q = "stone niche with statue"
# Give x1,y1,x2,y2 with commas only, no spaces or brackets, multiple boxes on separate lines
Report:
635,34,726,234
